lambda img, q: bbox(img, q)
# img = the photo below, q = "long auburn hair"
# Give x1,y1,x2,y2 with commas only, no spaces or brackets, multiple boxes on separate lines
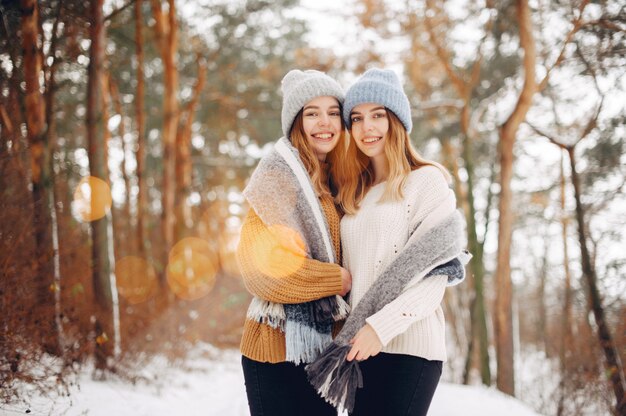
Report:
289,108,348,197
332,109,450,214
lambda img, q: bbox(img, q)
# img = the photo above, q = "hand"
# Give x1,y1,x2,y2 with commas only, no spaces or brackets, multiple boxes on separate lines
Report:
346,324,382,362
339,267,352,297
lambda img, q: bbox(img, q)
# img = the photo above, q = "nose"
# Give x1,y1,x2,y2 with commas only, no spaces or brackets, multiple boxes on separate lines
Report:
318,113,330,126
363,117,374,131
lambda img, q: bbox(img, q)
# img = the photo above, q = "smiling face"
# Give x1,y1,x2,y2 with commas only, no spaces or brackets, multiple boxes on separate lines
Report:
349,103,389,162
301,96,343,161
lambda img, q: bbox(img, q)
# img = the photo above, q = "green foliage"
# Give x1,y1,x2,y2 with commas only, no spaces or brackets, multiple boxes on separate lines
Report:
194,0,308,144
581,116,625,188
0,0,315,381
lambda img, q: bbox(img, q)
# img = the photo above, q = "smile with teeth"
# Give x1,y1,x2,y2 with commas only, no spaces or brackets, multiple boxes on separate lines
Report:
312,133,334,140
363,136,382,143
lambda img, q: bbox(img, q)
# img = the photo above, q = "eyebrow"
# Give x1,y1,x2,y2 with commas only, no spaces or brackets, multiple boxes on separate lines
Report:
350,106,386,115
303,105,341,111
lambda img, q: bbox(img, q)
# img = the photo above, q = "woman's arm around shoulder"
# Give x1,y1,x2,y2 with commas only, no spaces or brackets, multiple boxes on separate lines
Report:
237,208,349,304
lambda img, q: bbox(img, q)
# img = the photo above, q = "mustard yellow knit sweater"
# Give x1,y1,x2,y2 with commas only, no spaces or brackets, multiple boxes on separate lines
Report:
238,195,342,363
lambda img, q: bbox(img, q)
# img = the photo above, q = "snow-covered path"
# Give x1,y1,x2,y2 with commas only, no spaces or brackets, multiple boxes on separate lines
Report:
1,347,541,416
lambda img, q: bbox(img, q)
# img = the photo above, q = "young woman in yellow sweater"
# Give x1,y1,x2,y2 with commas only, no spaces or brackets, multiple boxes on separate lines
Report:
237,69,352,416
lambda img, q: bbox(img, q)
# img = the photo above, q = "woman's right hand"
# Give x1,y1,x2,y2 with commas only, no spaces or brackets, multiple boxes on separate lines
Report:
339,267,352,296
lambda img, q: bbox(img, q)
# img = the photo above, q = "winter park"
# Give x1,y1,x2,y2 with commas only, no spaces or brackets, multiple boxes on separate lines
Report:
1,0,624,415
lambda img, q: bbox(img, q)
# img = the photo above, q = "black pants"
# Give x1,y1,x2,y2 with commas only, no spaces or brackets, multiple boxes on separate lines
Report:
242,355,337,416
350,353,442,416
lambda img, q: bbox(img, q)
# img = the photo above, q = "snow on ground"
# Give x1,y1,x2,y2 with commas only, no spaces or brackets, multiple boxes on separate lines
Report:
1,345,542,416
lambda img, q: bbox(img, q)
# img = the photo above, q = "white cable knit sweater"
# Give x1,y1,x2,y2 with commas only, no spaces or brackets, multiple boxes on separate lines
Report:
341,166,454,362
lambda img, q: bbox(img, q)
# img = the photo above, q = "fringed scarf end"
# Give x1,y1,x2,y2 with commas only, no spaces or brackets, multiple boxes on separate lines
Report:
333,295,350,321
305,342,362,413
285,321,332,365
246,297,286,330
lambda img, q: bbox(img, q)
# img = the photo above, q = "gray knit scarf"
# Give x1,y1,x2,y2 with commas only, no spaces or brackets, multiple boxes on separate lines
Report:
242,136,350,365
306,206,469,413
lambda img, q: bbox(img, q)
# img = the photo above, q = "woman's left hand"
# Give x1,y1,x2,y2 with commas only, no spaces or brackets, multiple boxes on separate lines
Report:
346,324,382,362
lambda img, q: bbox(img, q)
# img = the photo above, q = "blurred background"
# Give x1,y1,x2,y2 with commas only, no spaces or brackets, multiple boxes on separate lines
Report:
0,0,624,415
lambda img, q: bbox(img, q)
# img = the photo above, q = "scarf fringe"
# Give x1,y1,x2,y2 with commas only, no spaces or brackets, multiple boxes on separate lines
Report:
305,342,362,413
246,297,285,330
447,250,472,286
333,296,350,320
285,321,332,365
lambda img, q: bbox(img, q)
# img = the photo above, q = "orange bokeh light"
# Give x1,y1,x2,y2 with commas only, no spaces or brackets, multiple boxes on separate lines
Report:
166,238,217,300
168,237,213,263
251,224,306,279
73,176,112,222
115,256,158,304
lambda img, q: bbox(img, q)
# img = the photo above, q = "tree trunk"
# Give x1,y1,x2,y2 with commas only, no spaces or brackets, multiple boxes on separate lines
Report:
560,154,573,347
44,1,66,358
20,0,60,355
462,133,491,386
568,148,625,415
538,240,548,354
438,137,469,374
151,0,179,278
440,137,468,216
494,124,516,396
101,73,124,257
494,0,537,396
4,21,28,174
419,8,493,385
557,151,572,416
87,0,115,369
135,0,148,260
110,78,133,255
175,58,206,239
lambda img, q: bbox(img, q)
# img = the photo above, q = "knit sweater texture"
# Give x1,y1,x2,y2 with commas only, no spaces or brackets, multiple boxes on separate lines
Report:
239,195,343,363
341,166,452,362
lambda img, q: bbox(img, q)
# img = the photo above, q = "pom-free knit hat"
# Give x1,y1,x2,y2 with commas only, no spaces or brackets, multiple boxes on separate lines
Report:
343,68,413,133
280,69,345,139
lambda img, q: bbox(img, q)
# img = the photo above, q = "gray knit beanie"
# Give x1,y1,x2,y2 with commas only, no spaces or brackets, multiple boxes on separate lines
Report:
280,69,345,139
343,68,413,133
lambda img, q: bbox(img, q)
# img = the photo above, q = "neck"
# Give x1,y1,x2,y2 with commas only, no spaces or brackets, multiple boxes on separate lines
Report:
371,154,389,185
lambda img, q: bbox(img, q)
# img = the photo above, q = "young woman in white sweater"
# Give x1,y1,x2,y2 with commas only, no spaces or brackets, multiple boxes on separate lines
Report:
332,68,455,416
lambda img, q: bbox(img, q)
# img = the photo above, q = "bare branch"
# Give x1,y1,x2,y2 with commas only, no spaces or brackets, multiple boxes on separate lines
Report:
413,99,464,112
501,0,537,136
424,0,466,97
528,123,569,150
105,0,136,22
572,40,605,147
538,0,590,91
467,6,495,94
574,40,602,94
573,100,602,147
582,18,626,33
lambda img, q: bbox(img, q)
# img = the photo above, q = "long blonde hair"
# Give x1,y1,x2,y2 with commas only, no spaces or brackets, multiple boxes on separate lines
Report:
332,110,450,214
289,109,348,197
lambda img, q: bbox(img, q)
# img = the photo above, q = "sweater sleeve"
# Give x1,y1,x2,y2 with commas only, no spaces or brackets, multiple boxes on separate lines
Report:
365,275,447,346
237,208,343,304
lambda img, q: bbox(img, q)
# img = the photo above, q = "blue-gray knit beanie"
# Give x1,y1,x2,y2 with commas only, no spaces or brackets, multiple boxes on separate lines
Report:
343,68,412,133
280,69,345,139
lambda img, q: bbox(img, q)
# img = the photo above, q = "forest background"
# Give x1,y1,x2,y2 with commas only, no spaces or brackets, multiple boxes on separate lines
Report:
0,0,624,415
